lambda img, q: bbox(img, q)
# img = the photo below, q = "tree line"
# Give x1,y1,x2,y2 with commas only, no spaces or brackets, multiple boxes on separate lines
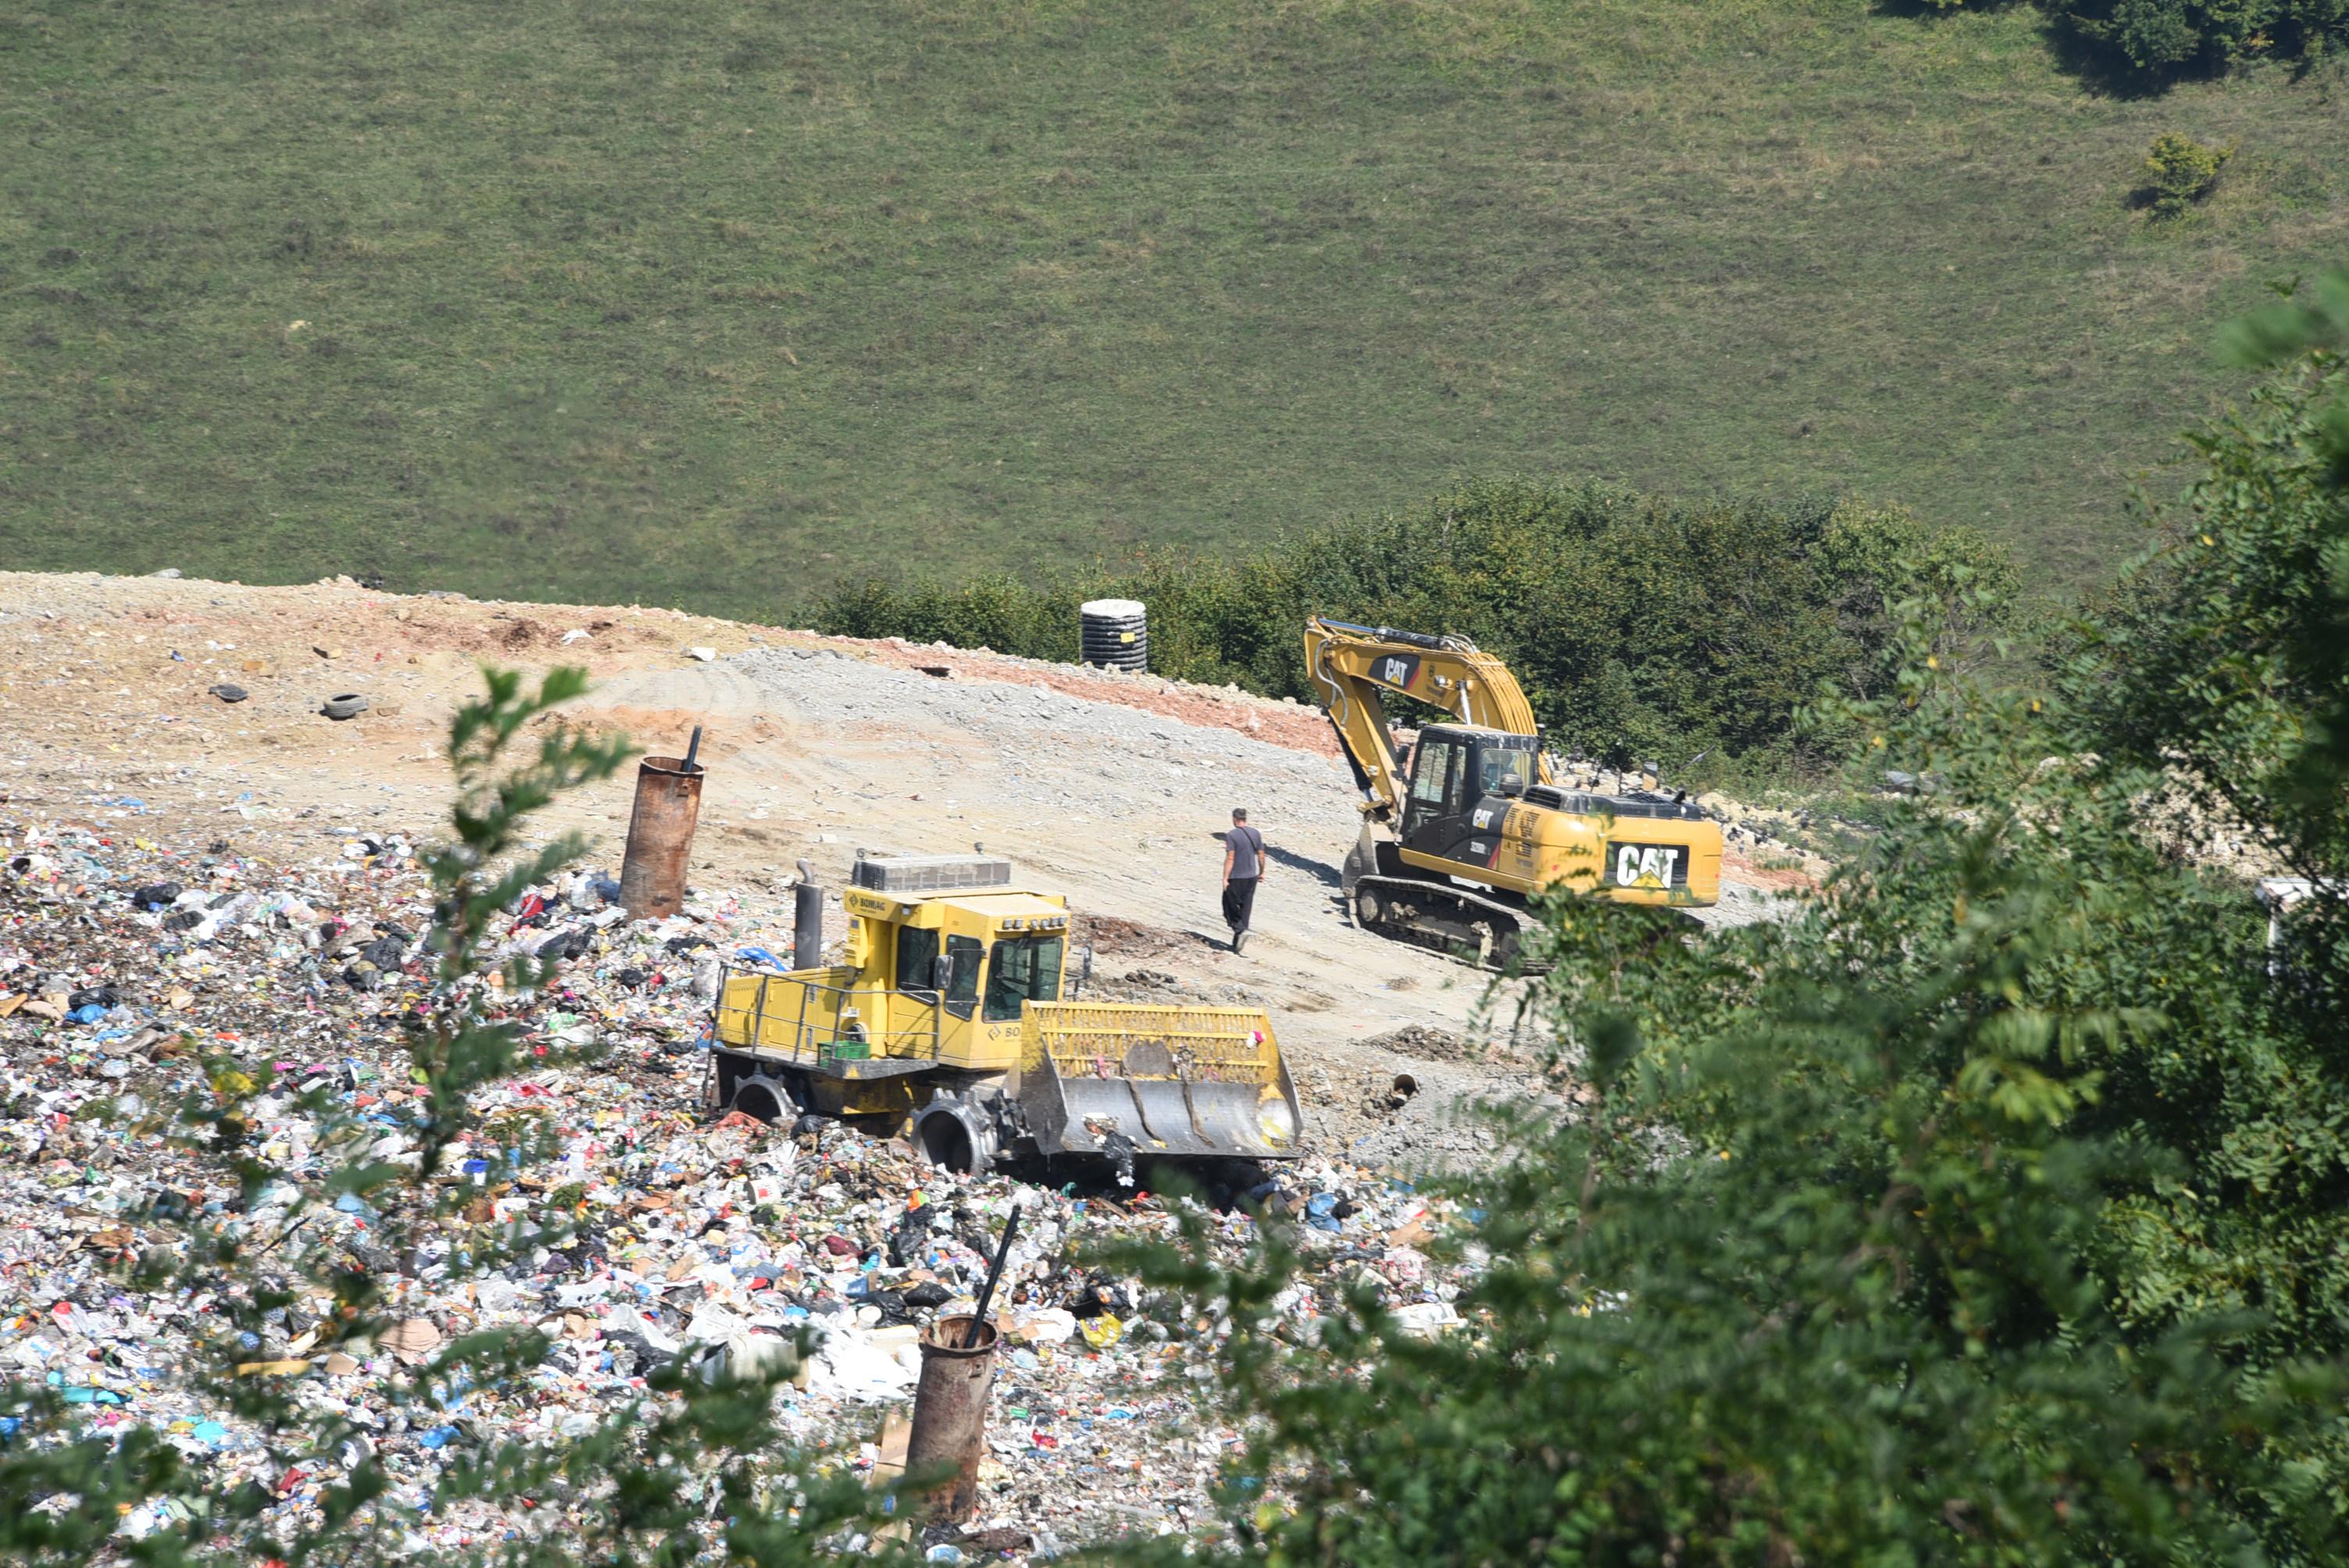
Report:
1921,0,2348,81
812,483,2018,782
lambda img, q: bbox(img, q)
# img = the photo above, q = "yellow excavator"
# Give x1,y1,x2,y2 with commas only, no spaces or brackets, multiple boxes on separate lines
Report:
1304,616,1722,963
708,852,1303,1178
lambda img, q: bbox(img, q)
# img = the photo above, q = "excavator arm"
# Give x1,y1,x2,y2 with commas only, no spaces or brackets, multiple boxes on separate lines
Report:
1303,616,1551,820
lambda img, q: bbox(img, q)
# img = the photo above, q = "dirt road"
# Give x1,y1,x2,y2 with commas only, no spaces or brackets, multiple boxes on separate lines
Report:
0,570,1785,1163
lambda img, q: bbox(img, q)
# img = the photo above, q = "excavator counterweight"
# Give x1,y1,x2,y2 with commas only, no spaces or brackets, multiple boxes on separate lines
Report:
1304,616,1722,964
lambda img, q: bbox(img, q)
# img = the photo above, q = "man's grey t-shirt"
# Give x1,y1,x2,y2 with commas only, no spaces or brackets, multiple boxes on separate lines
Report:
1224,825,1264,879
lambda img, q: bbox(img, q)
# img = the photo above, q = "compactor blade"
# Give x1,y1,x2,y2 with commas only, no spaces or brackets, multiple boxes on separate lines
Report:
1017,1002,1303,1163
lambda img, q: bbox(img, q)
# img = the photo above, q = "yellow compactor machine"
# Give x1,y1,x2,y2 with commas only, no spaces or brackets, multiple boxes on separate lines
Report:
708,853,1303,1175
1305,616,1723,963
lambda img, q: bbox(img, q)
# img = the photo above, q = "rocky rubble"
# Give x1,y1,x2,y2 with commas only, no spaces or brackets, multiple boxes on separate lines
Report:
0,814,1481,1559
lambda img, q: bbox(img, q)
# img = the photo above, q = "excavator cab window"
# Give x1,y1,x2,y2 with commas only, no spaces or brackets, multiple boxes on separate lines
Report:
1408,739,1453,807
1478,746,1535,798
1404,735,1464,834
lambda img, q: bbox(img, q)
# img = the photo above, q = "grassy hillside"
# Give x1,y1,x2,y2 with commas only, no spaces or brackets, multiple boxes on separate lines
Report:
2,0,2344,615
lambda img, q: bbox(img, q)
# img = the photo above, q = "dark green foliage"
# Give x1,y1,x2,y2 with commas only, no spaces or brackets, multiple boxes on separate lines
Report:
2058,322,2349,876
2141,132,2235,217
1916,0,2349,76
2066,0,2349,73
1138,747,2349,1559
816,479,2016,775
1125,281,2349,1563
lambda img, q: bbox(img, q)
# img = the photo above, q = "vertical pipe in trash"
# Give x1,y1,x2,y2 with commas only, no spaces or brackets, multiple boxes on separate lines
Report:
618,754,705,921
964,1203,1022,1346
793,858,822,971
905,1313,999,1525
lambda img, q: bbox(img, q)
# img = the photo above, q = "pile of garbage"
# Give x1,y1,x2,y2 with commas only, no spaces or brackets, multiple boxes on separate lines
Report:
0,812,1479,1559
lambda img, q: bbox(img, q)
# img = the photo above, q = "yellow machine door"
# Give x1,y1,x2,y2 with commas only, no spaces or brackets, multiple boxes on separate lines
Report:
887,925,946,1060
888,920,982,1065
942,934,985,1058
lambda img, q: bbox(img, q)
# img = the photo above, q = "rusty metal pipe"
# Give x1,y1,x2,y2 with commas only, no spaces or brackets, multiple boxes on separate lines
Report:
905,1314,999,1525
618,752,705,921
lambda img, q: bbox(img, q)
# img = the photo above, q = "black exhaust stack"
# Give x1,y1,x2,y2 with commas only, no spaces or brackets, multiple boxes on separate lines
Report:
793,858,823,971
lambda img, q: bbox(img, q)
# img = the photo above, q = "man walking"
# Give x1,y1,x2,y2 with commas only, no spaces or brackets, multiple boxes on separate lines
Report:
1221,807,1267,953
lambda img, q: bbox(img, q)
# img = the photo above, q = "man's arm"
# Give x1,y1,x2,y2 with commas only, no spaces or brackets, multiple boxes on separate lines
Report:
1222,843,1235,885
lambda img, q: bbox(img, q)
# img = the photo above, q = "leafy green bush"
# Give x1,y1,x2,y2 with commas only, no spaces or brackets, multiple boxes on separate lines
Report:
1909,0,2349,79
1126,273,2349,1566
2057,312,2347,871
815,572,1080,665
811,481,2016,779
2078,0,2349,72
2140,130,2234,217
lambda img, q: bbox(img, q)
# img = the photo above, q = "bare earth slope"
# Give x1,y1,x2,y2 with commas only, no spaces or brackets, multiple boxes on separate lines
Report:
0,570,1787,1160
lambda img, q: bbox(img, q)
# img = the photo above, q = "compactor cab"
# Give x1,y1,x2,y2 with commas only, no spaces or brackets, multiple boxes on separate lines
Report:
708,853,1303,1177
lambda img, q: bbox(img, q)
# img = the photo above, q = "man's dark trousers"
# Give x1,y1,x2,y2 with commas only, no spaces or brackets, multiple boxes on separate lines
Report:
1221,876,1258,935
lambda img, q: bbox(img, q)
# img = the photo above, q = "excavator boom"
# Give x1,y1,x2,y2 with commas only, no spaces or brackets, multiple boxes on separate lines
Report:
1303,617,1551,821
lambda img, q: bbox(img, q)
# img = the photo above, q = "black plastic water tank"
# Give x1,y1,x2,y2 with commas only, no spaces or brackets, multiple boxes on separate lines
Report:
1078,597,1147,672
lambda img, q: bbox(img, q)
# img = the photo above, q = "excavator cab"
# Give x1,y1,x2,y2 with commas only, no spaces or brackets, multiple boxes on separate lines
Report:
1401,726,1536,853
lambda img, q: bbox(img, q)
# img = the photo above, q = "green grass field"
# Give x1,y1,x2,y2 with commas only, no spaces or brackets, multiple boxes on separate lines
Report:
2,0,2344,615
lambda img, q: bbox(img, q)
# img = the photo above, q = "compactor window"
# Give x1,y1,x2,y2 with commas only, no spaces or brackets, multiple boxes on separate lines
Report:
1480,747,1534,796
894,927,939,993
945,935,982,1016
982,935,1064,1023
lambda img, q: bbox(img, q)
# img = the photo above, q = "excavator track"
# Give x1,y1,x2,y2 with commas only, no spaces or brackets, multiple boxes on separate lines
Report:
1349,873,1529,969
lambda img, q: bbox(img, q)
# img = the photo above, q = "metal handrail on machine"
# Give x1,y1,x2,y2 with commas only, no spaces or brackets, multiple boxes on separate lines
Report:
716,961,944,1064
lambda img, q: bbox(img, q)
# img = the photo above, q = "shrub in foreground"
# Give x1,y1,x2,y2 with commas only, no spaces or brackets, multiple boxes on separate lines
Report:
1120,273,2349,1566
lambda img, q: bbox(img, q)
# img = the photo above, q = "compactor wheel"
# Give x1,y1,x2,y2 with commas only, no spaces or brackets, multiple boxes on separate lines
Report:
729,1074,799,1126
914,1094,1000,1176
